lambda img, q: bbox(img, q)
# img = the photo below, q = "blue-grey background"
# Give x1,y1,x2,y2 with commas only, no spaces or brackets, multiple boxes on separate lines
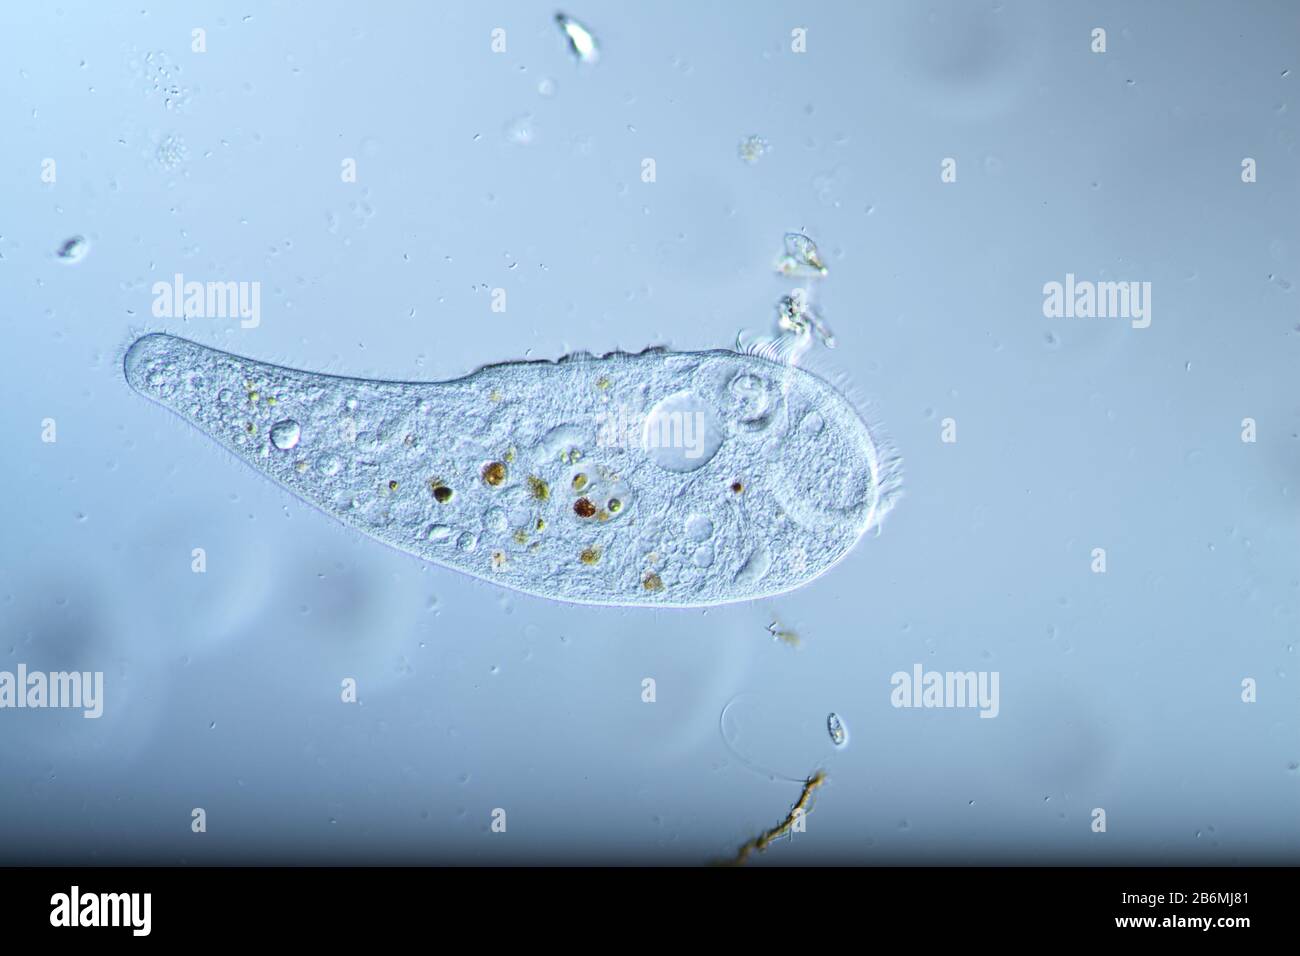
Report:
1,1,1297,864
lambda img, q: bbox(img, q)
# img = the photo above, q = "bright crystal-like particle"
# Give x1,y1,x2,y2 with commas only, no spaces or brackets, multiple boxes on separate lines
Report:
556,12,598,63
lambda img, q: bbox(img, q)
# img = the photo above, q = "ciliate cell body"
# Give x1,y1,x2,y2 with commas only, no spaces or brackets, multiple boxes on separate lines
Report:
827,712,849,748
124,334,897,607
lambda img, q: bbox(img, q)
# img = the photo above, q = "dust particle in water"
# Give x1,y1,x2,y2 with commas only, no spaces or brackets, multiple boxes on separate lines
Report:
738,135,770,164
56,236,89,263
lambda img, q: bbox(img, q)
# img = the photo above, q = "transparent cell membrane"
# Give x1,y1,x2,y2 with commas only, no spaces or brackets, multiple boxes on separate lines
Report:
124,333,899,607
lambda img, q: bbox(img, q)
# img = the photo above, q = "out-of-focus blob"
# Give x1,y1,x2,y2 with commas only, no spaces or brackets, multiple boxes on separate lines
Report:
555,12,599,63
124,334,899,607
56,236,89,263
767,619,800,648
738,135,771,165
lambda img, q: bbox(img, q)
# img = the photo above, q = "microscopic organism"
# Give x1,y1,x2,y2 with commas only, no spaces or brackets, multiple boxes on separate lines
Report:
777,232,828,277
826,712,849,748
124,333,898,607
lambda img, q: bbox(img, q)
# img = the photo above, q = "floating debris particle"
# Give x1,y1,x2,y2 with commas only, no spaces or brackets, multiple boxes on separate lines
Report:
481,461,507,487
827,712,849,747
132,48,193,112
766,620,800,648
722,771,827,866
806,310,836,348
739,228,844,365
56,236,89,263
776,290,836,348
154,133,189,171
776,289,807,330
555,12,599,63
504,113,536,146
738,135,770,165
778,232,828,277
